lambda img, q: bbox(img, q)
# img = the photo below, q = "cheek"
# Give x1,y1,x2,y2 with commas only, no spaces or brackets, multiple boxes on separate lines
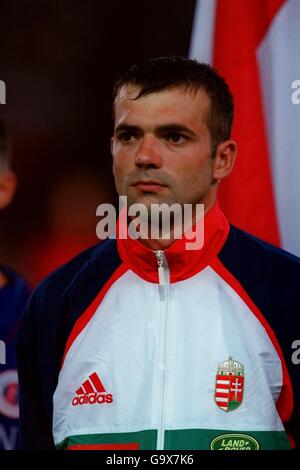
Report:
175,156,213,192
113,145,133,169
112,152,133,193
112,165,123,192
175,157,209,183
112,155,122,189
112,150,125,176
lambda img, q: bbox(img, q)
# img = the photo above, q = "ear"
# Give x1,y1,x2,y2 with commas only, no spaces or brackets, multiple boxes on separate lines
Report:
0,170,17,210
212,140,237,181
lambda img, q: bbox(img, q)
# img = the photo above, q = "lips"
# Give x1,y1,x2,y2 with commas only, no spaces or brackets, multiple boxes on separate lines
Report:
132,180,167,191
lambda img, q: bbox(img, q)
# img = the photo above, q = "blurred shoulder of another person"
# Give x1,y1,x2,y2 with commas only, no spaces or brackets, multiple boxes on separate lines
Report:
0,119,31,450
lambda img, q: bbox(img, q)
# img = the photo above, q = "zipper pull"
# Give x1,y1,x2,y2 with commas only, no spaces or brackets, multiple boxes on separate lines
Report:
155,250,165,286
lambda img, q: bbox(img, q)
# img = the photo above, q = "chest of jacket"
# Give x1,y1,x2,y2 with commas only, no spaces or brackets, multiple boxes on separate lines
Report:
53,266,290,450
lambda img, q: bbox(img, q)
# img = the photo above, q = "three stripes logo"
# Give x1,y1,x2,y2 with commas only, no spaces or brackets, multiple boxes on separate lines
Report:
72,372,113,406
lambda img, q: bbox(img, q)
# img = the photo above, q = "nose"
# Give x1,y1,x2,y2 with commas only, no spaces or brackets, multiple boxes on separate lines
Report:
135,136,163,169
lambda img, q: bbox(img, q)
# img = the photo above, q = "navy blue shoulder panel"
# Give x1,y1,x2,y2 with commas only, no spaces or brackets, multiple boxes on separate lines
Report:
218,225,300,444
17,238,122,448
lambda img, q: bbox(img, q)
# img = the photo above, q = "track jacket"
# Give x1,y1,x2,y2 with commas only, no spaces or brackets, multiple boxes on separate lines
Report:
17,203,300,450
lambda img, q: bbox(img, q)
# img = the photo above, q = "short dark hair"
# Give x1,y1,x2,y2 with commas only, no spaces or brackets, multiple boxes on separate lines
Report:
0,119,11,172
113,56,234,154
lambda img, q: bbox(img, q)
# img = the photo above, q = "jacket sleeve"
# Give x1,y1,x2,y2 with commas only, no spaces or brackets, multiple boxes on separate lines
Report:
16,291,56,449
15,241,114,449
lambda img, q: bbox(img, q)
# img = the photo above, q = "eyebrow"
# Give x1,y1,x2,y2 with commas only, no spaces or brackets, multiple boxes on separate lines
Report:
114,124,141,133
114,123,197,136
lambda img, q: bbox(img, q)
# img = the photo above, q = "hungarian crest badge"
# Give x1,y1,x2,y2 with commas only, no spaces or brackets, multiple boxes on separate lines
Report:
215,356,245,412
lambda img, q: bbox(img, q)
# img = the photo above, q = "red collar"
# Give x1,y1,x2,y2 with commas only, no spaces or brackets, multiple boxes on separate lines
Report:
117,202,229,283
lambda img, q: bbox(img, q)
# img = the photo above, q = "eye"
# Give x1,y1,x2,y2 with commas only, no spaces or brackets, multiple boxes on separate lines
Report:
117,132,137,143
166,133,186,144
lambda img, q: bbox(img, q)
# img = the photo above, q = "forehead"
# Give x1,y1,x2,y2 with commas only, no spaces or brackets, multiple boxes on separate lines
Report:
114,84,210,128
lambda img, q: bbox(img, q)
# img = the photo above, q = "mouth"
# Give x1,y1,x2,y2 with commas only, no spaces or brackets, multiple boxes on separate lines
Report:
132,180,167,192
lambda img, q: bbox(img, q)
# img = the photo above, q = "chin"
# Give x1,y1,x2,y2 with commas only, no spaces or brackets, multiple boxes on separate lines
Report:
127,194,160,207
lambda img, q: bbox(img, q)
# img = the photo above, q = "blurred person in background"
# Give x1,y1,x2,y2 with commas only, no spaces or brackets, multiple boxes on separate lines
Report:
19,169,111,286
0,119,30,449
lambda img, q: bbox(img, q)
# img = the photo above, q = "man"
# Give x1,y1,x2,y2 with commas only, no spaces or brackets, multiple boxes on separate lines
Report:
0,120,30,449
17,56,300,450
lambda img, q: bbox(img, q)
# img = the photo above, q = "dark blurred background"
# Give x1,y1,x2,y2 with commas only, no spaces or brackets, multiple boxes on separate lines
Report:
0,0,196,286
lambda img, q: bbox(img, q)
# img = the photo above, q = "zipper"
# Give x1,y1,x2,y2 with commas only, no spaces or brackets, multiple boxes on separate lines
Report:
154,250,170,450
155,250,165,286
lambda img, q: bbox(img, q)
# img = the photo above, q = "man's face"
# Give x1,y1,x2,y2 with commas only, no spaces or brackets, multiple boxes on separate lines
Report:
112,85,219,211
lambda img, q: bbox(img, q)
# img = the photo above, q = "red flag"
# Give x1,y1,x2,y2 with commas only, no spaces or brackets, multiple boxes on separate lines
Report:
212,0,284,245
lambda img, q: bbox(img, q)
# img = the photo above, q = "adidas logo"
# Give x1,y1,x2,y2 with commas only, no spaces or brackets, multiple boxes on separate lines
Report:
72,372,113,406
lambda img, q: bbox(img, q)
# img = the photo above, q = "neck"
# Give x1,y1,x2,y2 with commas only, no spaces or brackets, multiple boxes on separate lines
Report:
117,200,230,284
138,197,216,251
